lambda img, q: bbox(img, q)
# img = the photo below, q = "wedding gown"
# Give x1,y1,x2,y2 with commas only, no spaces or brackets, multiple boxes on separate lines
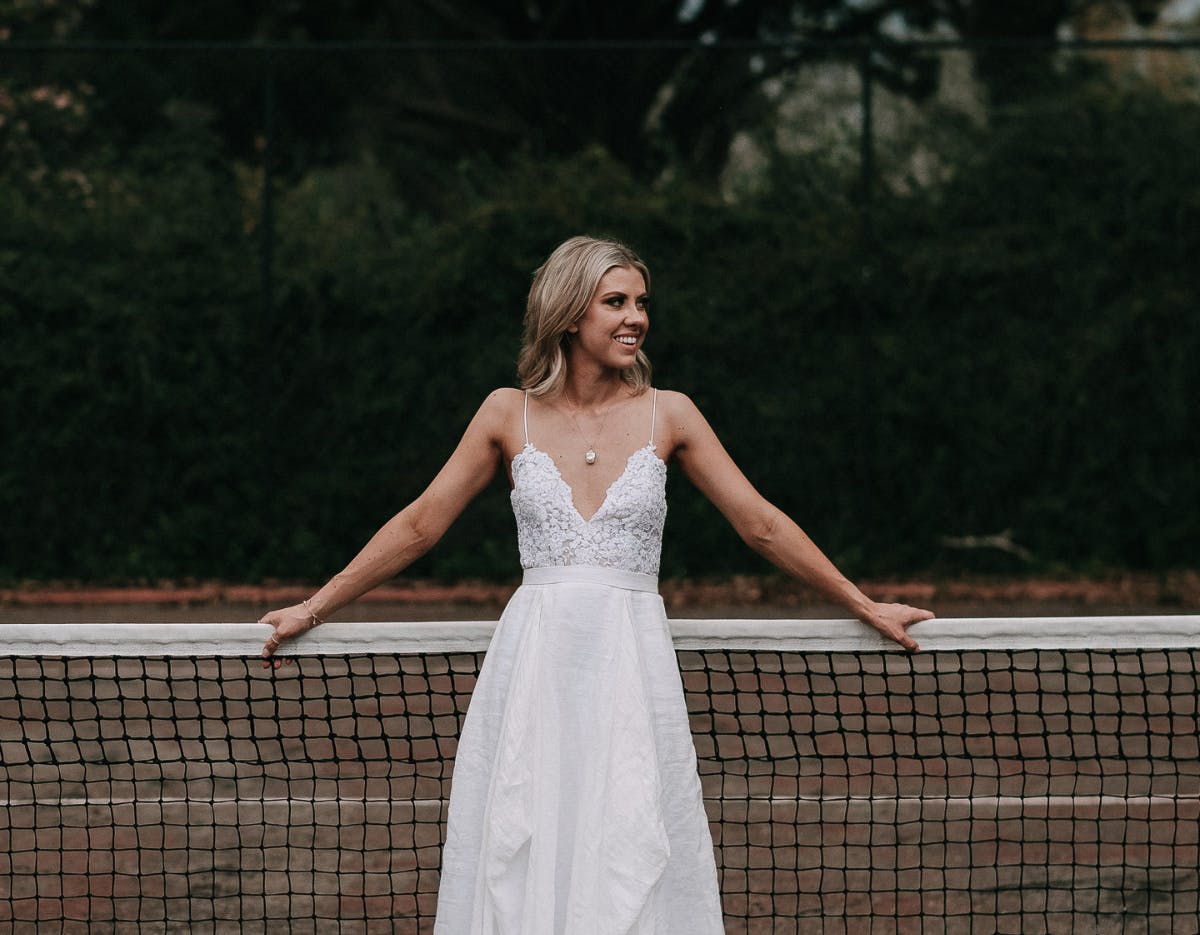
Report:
432,390,725,934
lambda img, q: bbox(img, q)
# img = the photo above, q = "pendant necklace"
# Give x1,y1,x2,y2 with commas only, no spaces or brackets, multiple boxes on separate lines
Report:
565,398,612,465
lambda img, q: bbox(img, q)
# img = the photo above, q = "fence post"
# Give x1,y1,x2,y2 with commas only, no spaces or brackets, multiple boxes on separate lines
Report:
854,40,879,524
261,45,275,322
859,40,874,245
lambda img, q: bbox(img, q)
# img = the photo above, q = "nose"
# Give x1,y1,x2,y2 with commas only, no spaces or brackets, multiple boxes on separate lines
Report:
624,305,647,328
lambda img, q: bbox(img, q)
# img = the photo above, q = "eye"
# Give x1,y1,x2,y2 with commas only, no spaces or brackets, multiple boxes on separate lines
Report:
636,297,649,311
606,296,624,307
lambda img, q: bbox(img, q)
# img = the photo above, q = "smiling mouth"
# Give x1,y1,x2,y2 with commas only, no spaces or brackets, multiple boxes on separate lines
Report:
614,335,638,346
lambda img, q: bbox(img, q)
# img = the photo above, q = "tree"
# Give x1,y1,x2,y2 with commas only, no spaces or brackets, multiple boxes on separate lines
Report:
793,0,1176,103
6,1,796,187
3,1,1175,191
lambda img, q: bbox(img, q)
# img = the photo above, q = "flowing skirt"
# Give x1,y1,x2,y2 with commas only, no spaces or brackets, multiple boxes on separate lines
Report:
433,565,725,935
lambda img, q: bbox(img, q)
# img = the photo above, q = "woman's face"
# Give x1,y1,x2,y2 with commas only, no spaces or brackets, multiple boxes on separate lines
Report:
567,265,649,371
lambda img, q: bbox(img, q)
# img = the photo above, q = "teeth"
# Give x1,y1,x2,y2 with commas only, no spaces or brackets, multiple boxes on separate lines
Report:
615,336,637,345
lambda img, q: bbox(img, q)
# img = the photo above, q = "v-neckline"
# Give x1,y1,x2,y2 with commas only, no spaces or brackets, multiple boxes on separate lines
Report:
515,443,659,524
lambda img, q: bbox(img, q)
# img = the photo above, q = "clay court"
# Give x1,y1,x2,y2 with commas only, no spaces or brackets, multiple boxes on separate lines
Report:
2,581,1197,933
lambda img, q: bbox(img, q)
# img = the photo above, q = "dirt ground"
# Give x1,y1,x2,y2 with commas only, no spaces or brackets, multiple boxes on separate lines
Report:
2,571,1197,623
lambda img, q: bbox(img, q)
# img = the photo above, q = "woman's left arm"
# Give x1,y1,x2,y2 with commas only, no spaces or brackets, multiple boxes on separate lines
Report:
663,391,934,652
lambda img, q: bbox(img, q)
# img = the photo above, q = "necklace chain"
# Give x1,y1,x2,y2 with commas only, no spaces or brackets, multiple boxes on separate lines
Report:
564,397,614,465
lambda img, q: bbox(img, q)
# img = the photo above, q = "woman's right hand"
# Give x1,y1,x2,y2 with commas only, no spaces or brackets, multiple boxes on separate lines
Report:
259,603,318,669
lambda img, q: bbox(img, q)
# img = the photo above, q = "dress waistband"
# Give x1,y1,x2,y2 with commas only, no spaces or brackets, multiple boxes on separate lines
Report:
521,565,659,593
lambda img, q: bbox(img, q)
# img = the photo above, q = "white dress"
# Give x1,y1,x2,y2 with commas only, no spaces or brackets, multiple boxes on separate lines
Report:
433,391,725,934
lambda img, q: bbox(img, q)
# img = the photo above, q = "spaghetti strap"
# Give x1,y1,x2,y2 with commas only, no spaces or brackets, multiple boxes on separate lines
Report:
649,388,658,449
522,391,530,446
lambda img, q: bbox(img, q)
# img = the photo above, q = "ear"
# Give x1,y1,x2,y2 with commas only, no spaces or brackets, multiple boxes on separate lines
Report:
566,323,579,333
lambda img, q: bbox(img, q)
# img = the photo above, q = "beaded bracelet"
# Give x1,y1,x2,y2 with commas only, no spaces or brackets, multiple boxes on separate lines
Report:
302,598,326,629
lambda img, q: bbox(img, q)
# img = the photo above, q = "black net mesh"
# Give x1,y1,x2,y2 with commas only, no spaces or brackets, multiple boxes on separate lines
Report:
1,647,1197,934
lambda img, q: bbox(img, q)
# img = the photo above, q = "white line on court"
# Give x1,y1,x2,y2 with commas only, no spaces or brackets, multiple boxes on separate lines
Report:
3,794,1196,810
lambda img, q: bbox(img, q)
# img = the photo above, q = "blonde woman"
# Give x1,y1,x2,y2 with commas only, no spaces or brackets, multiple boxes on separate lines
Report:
260,235,934,932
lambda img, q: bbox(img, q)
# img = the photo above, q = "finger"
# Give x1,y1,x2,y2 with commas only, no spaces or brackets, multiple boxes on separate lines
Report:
900,622,925,652
886,625,919,653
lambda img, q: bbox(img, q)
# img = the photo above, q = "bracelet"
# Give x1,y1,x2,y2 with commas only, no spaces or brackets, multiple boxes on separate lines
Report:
302,598,326,629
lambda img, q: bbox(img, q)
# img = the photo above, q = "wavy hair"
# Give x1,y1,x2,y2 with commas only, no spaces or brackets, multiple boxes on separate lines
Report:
517,236,652,397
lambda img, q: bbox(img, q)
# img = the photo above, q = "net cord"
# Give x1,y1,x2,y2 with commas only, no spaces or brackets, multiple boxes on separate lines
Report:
0,614,1197,656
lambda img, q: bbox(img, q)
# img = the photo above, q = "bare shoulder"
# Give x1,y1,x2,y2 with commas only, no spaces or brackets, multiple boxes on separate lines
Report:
653,389,715,462
654,389,705,428
467,387,524,437
481,386,525,414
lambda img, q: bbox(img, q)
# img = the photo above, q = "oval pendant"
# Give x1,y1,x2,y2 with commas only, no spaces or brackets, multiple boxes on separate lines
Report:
585,449,597,465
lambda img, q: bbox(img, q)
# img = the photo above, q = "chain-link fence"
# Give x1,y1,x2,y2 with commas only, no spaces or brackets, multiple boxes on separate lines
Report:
2,38,1199,582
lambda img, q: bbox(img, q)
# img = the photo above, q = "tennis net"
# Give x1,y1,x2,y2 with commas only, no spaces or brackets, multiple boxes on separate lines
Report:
1,616,1198,934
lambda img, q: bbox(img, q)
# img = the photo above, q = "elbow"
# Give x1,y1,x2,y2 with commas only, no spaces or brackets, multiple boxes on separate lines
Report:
405,507,439,555
742,507,783,553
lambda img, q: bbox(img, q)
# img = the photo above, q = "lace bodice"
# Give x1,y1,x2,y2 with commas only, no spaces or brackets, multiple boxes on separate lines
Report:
510,444,667,576
510,390,667,576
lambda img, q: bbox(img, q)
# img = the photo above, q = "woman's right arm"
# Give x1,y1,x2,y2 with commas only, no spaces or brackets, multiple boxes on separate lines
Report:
260,388,516,661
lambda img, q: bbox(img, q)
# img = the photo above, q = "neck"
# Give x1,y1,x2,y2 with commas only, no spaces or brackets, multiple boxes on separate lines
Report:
561,354,625,409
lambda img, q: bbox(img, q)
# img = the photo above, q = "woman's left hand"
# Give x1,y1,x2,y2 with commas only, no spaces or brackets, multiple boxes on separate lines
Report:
864,602,935,653
259,603,317,669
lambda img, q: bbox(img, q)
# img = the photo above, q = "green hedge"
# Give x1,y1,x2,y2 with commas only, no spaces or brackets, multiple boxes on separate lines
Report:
2,84,1197,583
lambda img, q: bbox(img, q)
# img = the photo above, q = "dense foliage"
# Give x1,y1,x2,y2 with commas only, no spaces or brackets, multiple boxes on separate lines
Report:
1,0,1110,185
2,76,1198,583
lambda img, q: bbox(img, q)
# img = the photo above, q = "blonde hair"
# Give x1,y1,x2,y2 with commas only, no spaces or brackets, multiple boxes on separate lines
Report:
517,235,652,398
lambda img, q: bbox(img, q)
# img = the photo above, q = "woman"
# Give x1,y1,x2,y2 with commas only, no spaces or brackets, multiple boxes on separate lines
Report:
260,235,934,933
